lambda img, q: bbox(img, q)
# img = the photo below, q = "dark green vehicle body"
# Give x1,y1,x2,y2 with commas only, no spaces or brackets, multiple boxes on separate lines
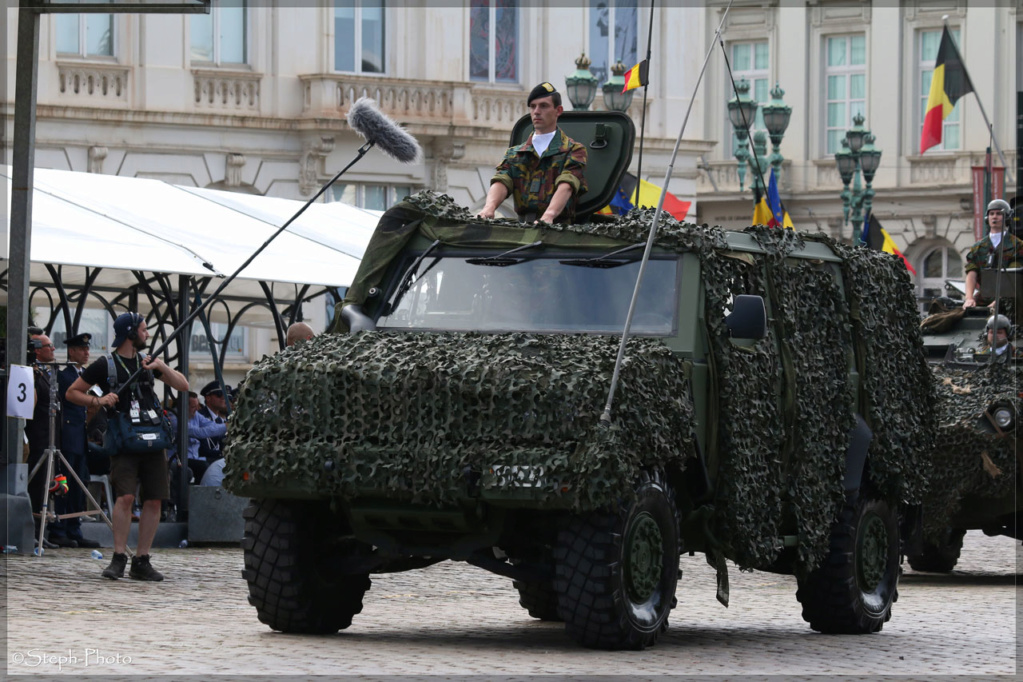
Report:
224,112,934,648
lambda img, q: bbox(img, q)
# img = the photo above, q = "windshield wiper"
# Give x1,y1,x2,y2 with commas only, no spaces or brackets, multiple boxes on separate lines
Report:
384,239,441,315
560,242,646,268
465,240,543,267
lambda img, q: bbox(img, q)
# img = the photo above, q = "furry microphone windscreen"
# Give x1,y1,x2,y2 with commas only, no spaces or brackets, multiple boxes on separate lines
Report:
346,97,422,164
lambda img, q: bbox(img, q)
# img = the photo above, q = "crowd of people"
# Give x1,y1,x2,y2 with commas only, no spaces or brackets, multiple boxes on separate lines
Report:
24,315,316,580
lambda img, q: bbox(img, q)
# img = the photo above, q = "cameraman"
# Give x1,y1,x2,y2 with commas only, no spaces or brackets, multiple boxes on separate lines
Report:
65,312,188,582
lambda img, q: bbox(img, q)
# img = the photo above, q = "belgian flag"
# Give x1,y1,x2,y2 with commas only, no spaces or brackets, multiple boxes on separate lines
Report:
863,212,917,275
622,60,649,93
920,27,974,154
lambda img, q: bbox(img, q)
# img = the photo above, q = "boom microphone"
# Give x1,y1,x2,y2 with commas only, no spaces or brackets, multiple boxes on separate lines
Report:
118,104,419,393
347,97,422,164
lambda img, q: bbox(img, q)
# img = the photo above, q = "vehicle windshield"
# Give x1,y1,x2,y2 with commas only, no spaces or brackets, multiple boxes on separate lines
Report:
377,253,679,334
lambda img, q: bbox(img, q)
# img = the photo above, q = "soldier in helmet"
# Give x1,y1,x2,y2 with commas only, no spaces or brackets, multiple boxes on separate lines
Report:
963,199,1023,308
478,82,588,224
978,314,1017,361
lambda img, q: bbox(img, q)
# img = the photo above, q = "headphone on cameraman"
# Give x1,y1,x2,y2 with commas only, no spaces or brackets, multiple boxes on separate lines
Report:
127,312,143,341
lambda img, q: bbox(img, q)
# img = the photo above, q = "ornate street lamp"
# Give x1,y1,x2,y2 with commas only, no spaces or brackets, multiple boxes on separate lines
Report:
726,77,758,191
565,53,598,111
602,60,635,112
834,113,882,244
760,82,792,183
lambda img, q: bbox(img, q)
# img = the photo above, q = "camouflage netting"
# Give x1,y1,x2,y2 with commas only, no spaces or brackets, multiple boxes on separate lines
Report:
922,363,1019,540
831,242,937,504
226,332,694,509
226,191,935,574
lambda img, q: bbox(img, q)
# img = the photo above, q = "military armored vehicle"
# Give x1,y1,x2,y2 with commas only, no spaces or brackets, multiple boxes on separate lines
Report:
224,112,934,649
908,300,1020,572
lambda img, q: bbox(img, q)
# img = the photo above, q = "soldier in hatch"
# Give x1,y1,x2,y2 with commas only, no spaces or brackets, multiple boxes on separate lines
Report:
477,82,588,224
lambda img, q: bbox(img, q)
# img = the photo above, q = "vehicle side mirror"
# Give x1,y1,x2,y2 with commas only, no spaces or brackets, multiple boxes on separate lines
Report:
341,304,377,333
725,295,767,340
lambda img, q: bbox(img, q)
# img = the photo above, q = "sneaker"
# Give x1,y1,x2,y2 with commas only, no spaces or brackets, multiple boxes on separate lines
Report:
48,535,78,548
102,552,128,580
70,536,100,549
129,554,164,582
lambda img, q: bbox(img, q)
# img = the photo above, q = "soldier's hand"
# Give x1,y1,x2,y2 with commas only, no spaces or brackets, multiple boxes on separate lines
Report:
477,207,495,220
98,393,118,408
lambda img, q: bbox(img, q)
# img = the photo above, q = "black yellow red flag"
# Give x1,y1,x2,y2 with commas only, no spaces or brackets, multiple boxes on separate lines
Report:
622,60,649,93
920,27,974,154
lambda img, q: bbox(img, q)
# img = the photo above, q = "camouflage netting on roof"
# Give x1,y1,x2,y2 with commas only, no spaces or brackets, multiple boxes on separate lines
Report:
229,191,934,571
225,332,694,509
922,363,1019,540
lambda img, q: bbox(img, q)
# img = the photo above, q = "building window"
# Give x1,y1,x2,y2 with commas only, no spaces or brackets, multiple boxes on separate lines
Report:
191,0,248,65
917,244,963,312
56,14,114,57
726,41,768,156
331,184,412,211
919,28,962,151
469,0,518,83
191,322,246,359
587,0,638,85
40,308,112,353
824,34,866,154
335,0,385,74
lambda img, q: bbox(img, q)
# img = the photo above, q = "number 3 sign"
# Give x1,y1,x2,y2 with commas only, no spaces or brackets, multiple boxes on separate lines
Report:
6,365,35,419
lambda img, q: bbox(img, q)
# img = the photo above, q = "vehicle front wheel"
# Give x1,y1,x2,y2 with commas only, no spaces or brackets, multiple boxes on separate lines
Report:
241,498,371,634
797,493,900,634
553,470,680,650
907,527,966,573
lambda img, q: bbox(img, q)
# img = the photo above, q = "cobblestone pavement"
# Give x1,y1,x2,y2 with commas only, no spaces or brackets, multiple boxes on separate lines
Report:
3,531,1018,677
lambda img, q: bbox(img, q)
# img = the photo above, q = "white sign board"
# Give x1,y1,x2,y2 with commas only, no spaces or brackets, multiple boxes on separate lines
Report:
7,365,35,419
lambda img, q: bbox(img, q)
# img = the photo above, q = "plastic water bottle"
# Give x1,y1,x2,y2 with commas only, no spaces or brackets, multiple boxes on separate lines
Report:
179,539,188,549
2,546,17,554
91,550,103,560
34,546,43,556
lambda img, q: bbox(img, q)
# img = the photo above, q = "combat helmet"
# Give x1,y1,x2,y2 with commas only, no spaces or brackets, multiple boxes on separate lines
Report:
985,313,1013,339
986,199,1013,219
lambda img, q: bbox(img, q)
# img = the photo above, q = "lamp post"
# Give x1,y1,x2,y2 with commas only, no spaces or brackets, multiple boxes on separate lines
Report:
565,53,598,111
834,112,883,244
726,77,758,191
602,60,635,112
760,82,791,184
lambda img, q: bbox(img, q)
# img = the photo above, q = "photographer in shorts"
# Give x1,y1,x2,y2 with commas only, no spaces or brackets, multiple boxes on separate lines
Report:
65,313,188,581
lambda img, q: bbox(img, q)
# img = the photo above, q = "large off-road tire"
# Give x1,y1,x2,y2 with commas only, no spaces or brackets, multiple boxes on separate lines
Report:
513,578,562,621
553,470,680,650
241,498,371,634
796,494,900,634
907,527,966,573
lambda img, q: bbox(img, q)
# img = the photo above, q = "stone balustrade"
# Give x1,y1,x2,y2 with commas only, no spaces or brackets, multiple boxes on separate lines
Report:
57,62,130,104
193,69,261,112
299,74,527,130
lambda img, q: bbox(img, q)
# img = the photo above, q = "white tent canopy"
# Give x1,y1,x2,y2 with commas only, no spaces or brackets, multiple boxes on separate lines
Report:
2,165,380,325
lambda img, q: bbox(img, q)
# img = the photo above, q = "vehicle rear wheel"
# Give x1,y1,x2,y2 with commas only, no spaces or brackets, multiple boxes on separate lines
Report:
513,578,562,621
797,493,900,634
241,498,371,634
907,527,966,573
553,470,680,650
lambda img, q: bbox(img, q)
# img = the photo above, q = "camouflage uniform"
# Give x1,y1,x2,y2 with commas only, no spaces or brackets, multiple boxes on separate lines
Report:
491,128,587,223
964,232,1023,305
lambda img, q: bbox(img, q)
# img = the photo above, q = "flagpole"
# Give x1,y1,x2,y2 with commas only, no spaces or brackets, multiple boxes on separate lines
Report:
600,0,733,425
634,0,655,200
942,16,1014,185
